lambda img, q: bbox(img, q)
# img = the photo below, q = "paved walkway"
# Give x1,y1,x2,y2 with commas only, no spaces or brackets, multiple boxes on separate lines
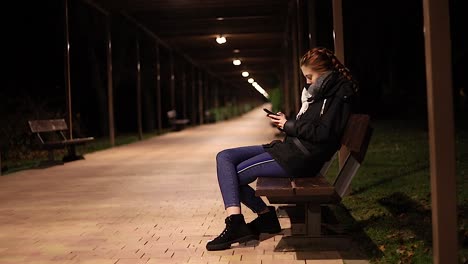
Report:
0,104,368,264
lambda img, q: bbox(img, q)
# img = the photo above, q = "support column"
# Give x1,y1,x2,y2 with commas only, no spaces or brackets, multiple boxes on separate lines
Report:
169,50,176,110
214,80,219,109
64,0,73,139
423,0,458,262
307,0,318,48
106,15,115,146
332,0,347,169
155,43,162,133
136,38,143,140
198,70,204,124
191,65,197,124
296,0,306,90
290,1,300,112
282,32,291,116
182,62,187,119
332,0,345,63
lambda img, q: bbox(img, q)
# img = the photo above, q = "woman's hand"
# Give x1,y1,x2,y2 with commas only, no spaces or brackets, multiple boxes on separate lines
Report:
267,112,287,129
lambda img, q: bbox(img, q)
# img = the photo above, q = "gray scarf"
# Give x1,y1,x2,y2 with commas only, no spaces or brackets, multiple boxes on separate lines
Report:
296,71,332,119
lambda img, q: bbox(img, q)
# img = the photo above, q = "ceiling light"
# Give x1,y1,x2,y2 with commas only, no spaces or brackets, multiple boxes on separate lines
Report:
242,71,249,77
248,78,254,83
216,35,226,44
233,59,241,66
233,49,240,53
217,17,224,21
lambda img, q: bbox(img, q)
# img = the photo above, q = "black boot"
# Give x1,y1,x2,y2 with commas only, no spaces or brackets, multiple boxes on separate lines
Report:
247,206,282,237
206,214,256,251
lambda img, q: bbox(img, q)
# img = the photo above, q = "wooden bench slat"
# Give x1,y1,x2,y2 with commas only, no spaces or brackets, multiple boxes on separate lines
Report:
293,176,335,196
28,119,68,133
255,177,294,197
341,114,370,152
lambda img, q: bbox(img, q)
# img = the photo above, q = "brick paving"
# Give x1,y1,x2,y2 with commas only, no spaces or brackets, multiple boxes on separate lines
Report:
0,104,369,264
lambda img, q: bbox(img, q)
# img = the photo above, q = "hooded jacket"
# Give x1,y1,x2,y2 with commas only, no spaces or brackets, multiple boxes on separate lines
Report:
262,71,357,178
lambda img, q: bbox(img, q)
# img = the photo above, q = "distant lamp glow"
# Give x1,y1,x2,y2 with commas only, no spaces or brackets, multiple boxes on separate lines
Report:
252,82,258,86
242,71,249,77
233,59,241,66
248,78,254,83
216,35,227,44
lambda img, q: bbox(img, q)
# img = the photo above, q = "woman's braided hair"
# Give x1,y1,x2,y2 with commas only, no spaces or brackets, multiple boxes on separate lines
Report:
300,47,358,92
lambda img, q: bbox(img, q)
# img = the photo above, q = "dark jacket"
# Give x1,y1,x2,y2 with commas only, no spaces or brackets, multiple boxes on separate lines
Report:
262,71,356,178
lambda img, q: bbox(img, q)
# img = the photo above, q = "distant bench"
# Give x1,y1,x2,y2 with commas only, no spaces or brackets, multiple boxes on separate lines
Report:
255,114,373,251
167,110,190,131
28,119,94,165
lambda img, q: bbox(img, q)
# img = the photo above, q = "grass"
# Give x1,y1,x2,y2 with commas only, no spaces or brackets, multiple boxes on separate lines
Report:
324,119,467,263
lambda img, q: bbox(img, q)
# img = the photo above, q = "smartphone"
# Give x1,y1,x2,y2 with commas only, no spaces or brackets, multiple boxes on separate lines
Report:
263,108,279,116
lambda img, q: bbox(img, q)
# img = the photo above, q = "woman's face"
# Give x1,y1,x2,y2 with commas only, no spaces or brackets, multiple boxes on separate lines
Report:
300,65,322,85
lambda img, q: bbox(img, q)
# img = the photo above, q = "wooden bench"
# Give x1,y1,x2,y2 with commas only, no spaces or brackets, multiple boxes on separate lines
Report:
255,114,373,251
28,119,94,165
167,110,190,131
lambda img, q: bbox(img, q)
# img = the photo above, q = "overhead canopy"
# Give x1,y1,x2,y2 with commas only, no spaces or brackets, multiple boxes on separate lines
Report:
93,0,290,93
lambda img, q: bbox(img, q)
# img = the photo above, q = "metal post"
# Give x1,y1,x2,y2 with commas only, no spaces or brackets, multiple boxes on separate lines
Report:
191,65,197,125
423,0,458,262
282,31,291,116
64,0,73,139
296,0,306,90
307,0,318,48
169,50,176,110
198,70,204,124
106,15,115,146
155,43,162,133
290,1,300,112
182,62,187,119
332,0,348,169
332,0,345,63
136,38,143,140
214,80,219,109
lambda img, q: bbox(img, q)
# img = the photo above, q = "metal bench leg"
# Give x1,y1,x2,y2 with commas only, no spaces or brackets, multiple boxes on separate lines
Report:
38,149,63,167
306,203,321,236
48,149,55,162
63,145,84,162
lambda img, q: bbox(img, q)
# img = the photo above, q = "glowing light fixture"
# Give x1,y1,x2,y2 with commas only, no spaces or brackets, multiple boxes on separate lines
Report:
251,82,269,99
233,59,241,66
248,78,254,83
216,35,227,44
242,71,249,77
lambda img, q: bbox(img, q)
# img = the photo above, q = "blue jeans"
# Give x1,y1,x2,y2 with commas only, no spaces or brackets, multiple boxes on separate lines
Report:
216,145,289,213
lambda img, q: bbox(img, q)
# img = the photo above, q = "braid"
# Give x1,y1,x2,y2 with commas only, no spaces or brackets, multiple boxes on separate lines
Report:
301,47,359,92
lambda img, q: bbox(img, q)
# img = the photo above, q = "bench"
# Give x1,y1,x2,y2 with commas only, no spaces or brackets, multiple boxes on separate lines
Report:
167,110,190,131
28,119,94,165
255,114,373,251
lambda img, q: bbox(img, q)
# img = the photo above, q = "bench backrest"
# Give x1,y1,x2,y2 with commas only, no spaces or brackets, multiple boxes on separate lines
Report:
167,110,177,120
28,119,68,133
332,114,373,197
28,119,68,143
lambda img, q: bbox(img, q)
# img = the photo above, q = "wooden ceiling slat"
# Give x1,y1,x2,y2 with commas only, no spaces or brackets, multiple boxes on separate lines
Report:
92,0,289,92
